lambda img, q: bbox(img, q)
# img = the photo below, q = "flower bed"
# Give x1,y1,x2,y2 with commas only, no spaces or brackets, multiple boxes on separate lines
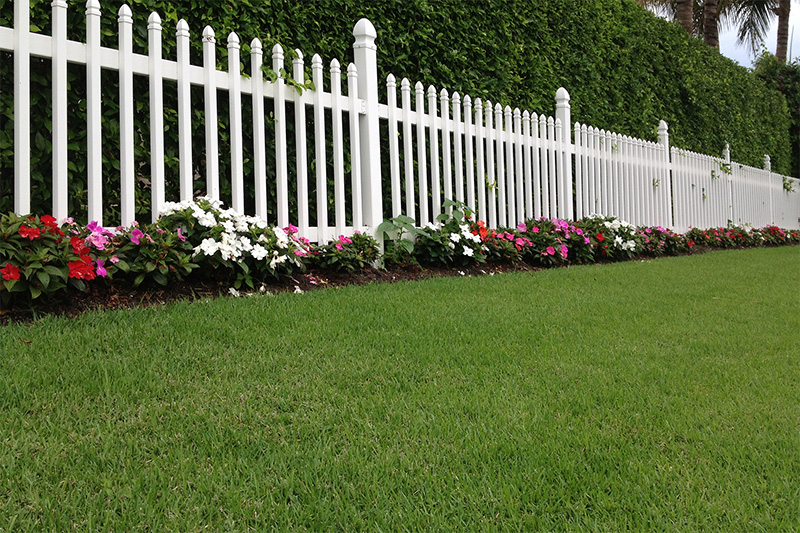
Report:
2,198,798,313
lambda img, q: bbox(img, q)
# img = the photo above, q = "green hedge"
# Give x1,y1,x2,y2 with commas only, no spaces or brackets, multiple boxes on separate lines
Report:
0,0,793,221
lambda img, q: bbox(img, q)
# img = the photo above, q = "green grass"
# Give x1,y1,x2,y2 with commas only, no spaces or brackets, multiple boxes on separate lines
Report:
1,247,798,531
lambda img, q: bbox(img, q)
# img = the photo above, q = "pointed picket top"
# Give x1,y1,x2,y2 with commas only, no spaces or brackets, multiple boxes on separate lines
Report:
400,77,410,90
548,116,555,126
581,123,588,134
86,0,101,16
294,49,304,62
415,81,424,93
311,53,323,68
427,85,436,97
531,112,538,122
272,43,284,57
227,32,240,49
474,97,482,110
513,108,521,119
494,102,502,113
118,4,132,22
202,25,215,43
250,37,262,53
440,87,449,98
148,11,161,29
522,110,530,120
463,94,472,107
386,73,396,88
176,18,189,36
330,57,340,73
452,91,460,104
347,63,357,77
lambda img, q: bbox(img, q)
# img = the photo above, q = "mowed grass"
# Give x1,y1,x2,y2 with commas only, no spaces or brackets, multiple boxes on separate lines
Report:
0,247,798,531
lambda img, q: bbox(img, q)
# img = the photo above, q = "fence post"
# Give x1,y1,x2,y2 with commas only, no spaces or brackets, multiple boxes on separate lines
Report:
555,88,573,220
352,19,383,242
723,143,732,225
657,120,672,228
765,155,773,224
14,0,31,215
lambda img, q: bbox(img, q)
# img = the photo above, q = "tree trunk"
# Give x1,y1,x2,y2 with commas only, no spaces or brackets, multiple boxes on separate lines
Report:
675,0,694,35
704,0,720,50
775,0,790,62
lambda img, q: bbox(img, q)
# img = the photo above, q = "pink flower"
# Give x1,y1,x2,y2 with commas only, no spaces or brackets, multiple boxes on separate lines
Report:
560,245,568,258
515,237,525,247
517,222,527,233
546,246,555,256
284,224,299,235
532,227,539,233
96,259,107,278
177,228,186,242
110,255,120,264
335,243,343,250
130,228,144,245
294,250,307,256
584,237,590,244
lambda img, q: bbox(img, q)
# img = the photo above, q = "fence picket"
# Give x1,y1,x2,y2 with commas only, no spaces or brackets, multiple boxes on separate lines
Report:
202,26,219,201
331,59,345,237
176,19,192,205
428,86,441,219
312,54,328,242
228,32,244,213
415,82,428,226
464,96,476,214
348,63,363,230
387,74,400,217
272,44,289,228
52,0,68,221
453,92,464,204
293,51,309,234
251,39,268,221
441,89,453,213
401,78,414,221
88,1,104,224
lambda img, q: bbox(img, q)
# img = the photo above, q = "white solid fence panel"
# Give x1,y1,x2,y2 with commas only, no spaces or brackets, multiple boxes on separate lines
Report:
1,6,798,236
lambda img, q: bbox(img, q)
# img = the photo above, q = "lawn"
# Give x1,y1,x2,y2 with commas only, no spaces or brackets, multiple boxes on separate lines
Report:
1,247,798,531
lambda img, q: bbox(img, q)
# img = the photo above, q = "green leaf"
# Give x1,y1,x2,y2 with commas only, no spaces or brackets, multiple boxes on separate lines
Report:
36,270,50,290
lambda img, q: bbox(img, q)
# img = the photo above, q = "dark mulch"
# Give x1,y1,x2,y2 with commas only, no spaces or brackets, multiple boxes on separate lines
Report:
0,262,536,324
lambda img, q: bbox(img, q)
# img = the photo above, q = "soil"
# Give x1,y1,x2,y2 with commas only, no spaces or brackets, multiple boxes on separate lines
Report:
0,261,537,325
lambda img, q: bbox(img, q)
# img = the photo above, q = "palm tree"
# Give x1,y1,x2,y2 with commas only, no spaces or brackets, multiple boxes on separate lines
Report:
638,0,793,62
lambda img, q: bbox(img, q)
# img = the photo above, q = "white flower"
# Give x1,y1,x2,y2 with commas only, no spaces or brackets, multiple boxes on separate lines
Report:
449,233,461,243
424,222,440,231
251,244,268,260
614,236,623,246
463,247,474,257
293,285,304,294
198,212,217,228
228,287,240,297
196,237,219,256
221,220,235,233
448,242,456,250
274,227,289,249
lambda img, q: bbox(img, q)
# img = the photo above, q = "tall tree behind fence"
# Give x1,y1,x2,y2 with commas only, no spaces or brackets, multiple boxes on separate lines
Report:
0,1,798,239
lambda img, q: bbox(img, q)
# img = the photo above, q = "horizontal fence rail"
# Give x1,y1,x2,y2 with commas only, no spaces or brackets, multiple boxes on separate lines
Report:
1,3,799,239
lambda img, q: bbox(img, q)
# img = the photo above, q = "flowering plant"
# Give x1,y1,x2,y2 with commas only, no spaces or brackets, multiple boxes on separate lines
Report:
413,201,484,267
309,232,380,272
575,215,642,260
157,197,310,289
0,212,99,305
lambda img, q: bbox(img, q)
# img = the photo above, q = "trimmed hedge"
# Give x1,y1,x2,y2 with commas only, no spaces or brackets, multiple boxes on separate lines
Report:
0,0,792,220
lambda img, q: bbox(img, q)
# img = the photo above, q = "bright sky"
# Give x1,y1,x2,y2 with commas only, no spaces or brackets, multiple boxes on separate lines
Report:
718,1,800,67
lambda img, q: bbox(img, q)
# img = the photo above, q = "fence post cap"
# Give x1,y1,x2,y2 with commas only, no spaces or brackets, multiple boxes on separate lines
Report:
353,19,377,50
555,87,570,102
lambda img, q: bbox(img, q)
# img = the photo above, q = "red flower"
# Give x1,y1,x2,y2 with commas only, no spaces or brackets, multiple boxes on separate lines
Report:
1,263,20,281
595,233,605,242
70,236,91,256
40,215,57,228
18,224,41,240
687,240,694,248
68,256,96,280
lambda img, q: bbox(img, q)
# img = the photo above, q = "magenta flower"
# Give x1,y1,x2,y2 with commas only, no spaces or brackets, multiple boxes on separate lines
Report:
517,222,527,232
177,228,186,242
95,259,107,278
546,246,555,255
515,237,525,247
284,224,299,235
110,255,120,264
335,243,343,251
584,237,590,244
560,245,568,258
532,227,539,233
130,228,144,245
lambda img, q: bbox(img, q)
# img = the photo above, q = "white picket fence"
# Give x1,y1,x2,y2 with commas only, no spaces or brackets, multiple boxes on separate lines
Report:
1,1,799,240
